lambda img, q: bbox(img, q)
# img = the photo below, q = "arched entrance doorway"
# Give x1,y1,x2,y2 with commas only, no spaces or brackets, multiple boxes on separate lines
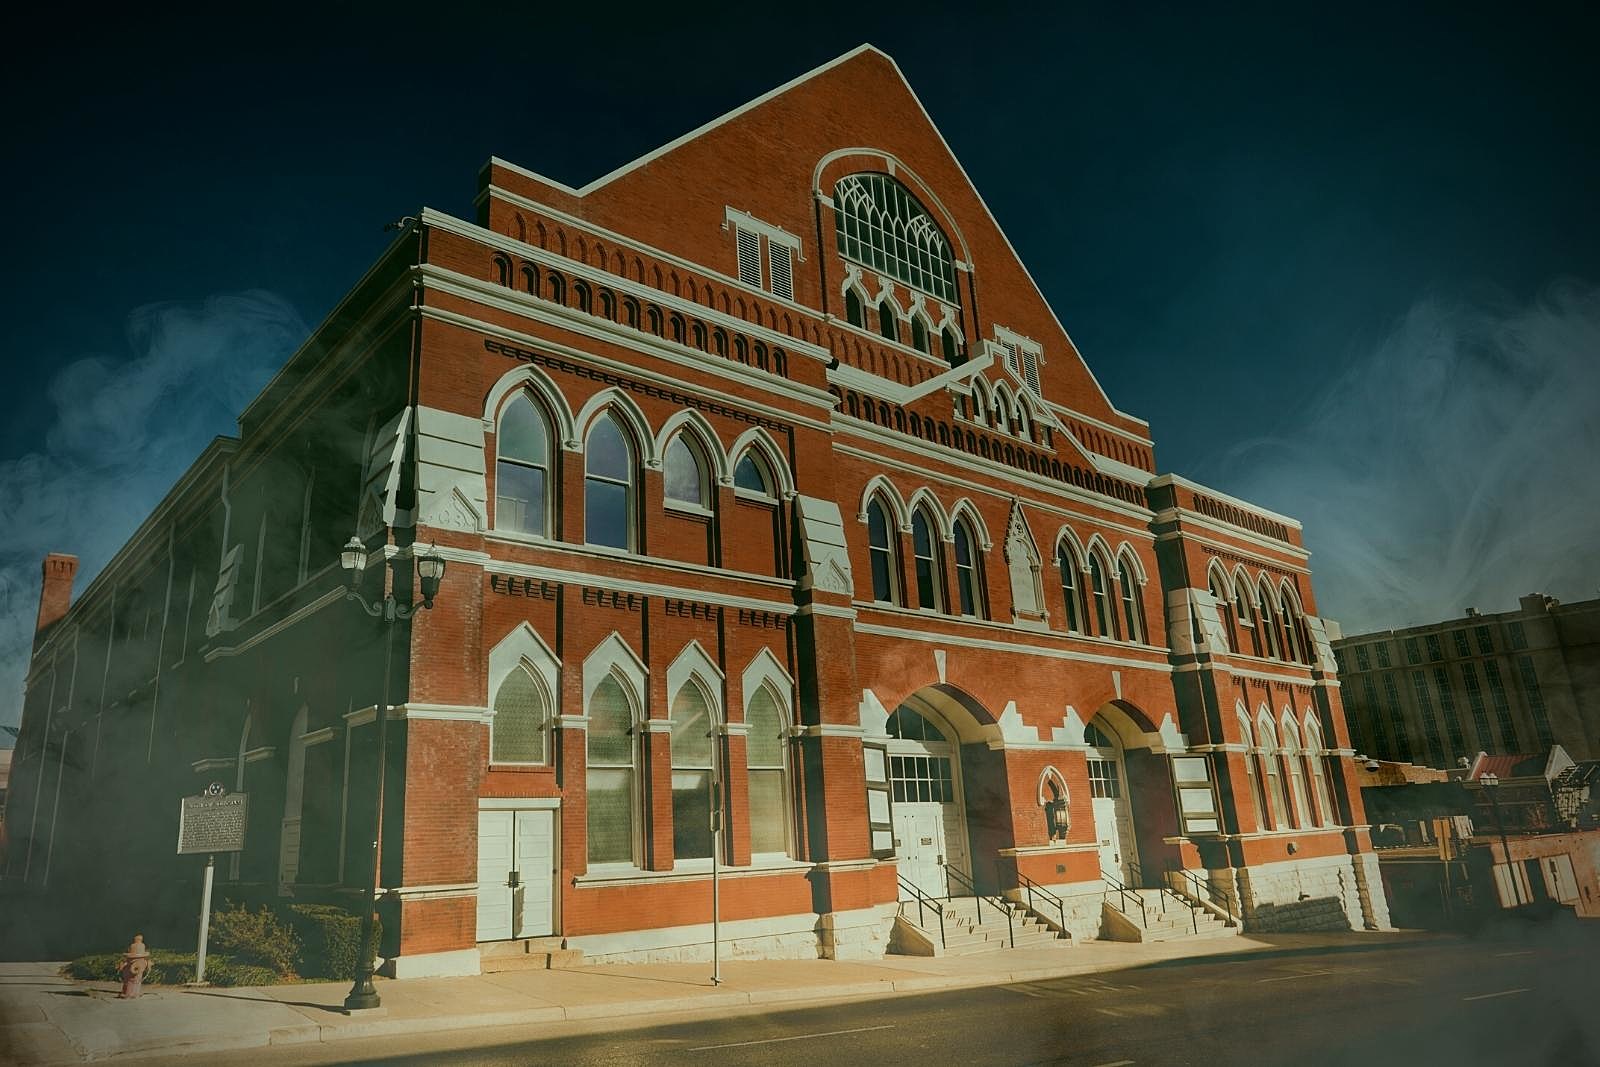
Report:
1085,716,1138,886
886,698,972,899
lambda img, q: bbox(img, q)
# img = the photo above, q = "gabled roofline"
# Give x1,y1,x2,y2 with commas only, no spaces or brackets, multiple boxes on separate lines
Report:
484,43,1148,431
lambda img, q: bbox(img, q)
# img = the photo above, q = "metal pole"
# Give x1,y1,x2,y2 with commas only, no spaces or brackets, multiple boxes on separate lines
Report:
1488,788,1520,907
345,602,395,1011
711,755,722,986
196,854,215,984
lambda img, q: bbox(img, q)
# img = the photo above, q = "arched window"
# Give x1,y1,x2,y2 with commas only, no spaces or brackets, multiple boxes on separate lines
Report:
663,433,709,511
670,681,717,861
495,393,552,536
1280,592,1304,663
1282,717,1312,828
587,675,636,865
1237,708,1265,832
833,173,958,302
866,496,899,605
1089,553,1119,639
911,507,943,612
585,413,635,550
1057,542,1085,634
1258,713,1290,830
1118,555,1145,643
490,665,549,764
1235,581,1260,656
877,301,899,343
911,317,930,354
1258,583,1282,660
573,280,592,314
548,273,566,306
942,325,962,365
1305,717,1335,826
733,451,775,498
954,519,983,618
1210,569,1238,652
844,288,865,329
746,686,790,857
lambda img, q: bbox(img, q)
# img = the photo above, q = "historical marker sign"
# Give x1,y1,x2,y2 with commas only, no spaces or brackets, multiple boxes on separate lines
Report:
177,788,249,855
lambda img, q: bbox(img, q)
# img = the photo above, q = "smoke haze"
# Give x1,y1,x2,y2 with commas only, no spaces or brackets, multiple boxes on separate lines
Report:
0,292,307,734
1200,280,1600,635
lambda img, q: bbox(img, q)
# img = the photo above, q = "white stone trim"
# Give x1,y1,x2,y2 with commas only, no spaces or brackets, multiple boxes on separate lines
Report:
573,857,812,887
397,703,493,723
852,618,1171,671
391,882,479,899
1149,473,1302,531
724,205,803,255
483,555,797,617
383,947,481,980
479,797,560,811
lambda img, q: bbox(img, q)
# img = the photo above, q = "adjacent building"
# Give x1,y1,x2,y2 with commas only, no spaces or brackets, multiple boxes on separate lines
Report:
1332,594,1600,767
2,45,1390,976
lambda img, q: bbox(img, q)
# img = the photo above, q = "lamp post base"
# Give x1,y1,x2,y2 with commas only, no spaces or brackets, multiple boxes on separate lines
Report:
344,976,382,1012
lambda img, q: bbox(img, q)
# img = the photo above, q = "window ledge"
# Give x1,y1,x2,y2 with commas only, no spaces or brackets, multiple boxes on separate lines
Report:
573,857,810,887
664,501,713,518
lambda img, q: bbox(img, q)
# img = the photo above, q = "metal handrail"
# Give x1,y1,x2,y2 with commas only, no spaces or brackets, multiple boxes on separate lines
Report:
1101,869,1147,928
1017,872,1068,933
1169,864,1237,928
1129,859,1202,932
945,863,1014,947
898,876,947,948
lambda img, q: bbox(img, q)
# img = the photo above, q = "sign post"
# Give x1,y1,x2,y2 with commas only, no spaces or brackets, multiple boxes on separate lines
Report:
177,783,249,985
710,775,723,987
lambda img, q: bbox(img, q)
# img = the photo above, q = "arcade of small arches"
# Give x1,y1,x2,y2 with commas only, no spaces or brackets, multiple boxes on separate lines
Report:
1206,560,1316,665
958,375,1050,447
491,373,791,556
1234,701,1341,834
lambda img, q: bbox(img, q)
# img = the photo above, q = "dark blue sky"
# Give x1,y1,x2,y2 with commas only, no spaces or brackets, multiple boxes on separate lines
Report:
1,3,1597,729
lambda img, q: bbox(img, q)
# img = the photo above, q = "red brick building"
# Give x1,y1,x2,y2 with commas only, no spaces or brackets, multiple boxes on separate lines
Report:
3,46,1389,975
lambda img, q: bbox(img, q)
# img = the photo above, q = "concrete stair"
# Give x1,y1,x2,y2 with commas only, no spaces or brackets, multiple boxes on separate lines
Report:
896,895,1072,957
478,936,585,972
1103,888,1238,943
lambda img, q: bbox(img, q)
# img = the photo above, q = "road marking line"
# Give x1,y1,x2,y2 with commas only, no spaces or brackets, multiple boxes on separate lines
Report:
1257,969,1333,983
1463,988,1531,1002
1493,950,1535,957
687,1024,895,1051
1090,1061,1136,1067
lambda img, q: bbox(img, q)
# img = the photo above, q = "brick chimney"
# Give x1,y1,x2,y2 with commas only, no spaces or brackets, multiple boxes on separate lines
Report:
34,553,78,641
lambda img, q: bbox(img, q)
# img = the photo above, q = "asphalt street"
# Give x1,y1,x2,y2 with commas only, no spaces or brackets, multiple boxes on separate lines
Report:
191,926,1599,1067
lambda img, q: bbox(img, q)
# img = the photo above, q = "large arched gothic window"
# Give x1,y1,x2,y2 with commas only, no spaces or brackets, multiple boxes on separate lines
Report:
663,433,710,512
491,665,550,764
585,413,635,550
1237,708,1265,832
844,287,865,329
1257,582,1282,660
1282,717,1312,828
1057,543,1085,634
734,450,775,498
1305,716,1335,826
1210,569,1238,652
954,518,983,618
911,506,943,611
1257,713,1290,830
746,686,790,857
866,496,899,605
586,675,636,865
670,682,717,861
1117,553,1146,643
833,174,958,302
1089,553,1119,639
496,393,552,536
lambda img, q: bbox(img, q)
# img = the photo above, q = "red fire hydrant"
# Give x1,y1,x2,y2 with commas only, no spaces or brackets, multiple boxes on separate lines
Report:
117,935,152,999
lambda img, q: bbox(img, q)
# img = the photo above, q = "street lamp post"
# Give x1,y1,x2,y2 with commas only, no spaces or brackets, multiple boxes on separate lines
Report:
1479,772,1521,908
339,535,446,1012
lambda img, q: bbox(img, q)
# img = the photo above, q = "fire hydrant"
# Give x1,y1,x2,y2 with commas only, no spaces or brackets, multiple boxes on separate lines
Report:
117,935,152,999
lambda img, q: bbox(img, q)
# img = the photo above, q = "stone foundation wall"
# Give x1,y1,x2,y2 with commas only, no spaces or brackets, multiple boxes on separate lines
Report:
1005,881,1107,941
1213,854,1392,933
571,906,898,965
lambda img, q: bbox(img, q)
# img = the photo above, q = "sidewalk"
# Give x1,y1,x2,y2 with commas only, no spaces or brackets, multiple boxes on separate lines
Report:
0,931,1443,1064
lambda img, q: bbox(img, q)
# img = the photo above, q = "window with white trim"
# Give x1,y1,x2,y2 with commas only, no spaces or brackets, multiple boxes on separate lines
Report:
1087,758,1121,799
727,209,801,301
833,173,958,302
584,413,635,550
670,681,717,862
867,496,899,605
490,664,550,764
664,433,710,512
586,675,636,865
746,686,790,856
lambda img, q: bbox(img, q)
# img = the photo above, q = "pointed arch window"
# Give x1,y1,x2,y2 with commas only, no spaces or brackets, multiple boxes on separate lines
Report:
734,450,776,499
1057,543,1085,634
845,288,865,329
586,675,636,865
911,507,944,612
670,682,717,862
833,173,958,302
1238,710,1266,832
1305,718,1335,826
1234,581,1260,656
1258,585,1283,660
954,519,983,618
495,393,552,536
1210,570,1238,652
1089,553,1119,639
585,413,635,550
877,301,899,343
490,665,550,764
746,686,791,857
1118,555,1145,644
1258,715,1290,830
664,433,710,512
911,317,930,354
942,325,962,365
1282,719,1312,828
866,496,899,605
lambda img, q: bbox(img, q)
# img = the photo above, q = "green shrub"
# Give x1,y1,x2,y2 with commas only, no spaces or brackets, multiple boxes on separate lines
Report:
211,904,300,976
62,949,282,987
283,903,380,981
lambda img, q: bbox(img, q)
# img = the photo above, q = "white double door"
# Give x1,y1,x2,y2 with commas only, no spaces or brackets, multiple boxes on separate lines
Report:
894,803,969,900
476,808,556,942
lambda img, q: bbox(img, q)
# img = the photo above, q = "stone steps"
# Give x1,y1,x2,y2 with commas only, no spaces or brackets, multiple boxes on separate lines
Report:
898,896,1072,956
478,937,585,972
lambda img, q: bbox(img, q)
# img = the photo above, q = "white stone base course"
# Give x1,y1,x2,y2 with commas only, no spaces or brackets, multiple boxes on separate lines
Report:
568,907,897,965
1202,854,1393,933
382,947,482,979
1002,880,1107,942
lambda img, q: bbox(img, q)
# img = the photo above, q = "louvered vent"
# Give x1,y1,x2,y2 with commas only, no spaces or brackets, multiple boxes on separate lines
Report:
770,244,793,300
736,228,762,287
